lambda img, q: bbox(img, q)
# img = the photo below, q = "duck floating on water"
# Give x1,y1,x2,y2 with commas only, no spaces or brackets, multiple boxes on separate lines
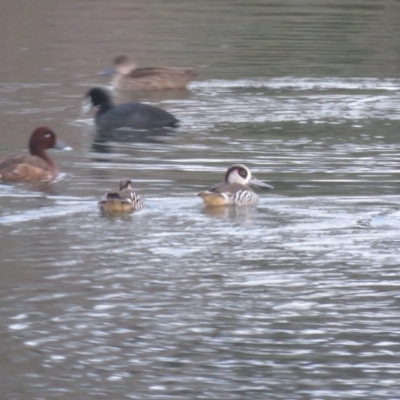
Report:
83,87,179,130
103,55,197,91
198,164,273,207
98,179,144,213
0,127,71,183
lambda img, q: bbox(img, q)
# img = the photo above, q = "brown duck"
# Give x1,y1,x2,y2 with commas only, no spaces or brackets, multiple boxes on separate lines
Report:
103,55,197,91
0,127,71,182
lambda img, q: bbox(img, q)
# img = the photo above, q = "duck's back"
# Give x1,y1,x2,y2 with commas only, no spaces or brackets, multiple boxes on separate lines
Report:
115,67,197,90
209,182,252,195
99,187,144,213
199,182,258,207
0,154,52,181
96,102,179,130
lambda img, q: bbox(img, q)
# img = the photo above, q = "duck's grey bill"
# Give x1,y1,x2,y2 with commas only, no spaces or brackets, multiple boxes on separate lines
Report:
54,139,72,151
81,98,92,115
249,177,274,190
99,68,116,76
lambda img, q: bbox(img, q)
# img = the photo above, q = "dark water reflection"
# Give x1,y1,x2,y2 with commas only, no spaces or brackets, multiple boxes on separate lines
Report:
91,128,172,154
1,1,400,399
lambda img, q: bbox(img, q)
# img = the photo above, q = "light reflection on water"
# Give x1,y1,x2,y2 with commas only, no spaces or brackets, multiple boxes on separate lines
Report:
1,0,400,399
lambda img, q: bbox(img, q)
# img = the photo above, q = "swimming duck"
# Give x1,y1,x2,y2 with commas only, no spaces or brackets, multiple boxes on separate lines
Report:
0,127,71,182
98,179,144,213
103,55,197,91
198,164,273,207
83,87,179,130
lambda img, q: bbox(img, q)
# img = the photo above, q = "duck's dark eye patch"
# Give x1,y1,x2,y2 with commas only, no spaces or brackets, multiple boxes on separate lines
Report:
238,168,247,178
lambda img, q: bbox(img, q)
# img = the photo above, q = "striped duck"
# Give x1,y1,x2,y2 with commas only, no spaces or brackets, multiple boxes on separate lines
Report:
198,164,273,207
98,179,145,213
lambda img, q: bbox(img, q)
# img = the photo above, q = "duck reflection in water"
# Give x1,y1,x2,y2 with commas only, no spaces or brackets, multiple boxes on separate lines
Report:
201,204,259,221
91,126,172,154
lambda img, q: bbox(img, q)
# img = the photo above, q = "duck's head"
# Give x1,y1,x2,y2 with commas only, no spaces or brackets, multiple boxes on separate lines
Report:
119,178,133,190
29,127,71,154
101,55,138,76
114,55,137,74
225,164,273,190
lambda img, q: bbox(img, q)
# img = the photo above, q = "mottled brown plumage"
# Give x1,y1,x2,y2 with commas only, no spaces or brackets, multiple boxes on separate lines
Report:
108,55,197,91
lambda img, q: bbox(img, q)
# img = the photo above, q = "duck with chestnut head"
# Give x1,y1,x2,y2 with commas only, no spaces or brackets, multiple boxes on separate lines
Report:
0,127,71,182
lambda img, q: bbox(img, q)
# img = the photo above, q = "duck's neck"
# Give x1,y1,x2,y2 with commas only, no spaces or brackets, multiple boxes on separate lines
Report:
30,146,55,169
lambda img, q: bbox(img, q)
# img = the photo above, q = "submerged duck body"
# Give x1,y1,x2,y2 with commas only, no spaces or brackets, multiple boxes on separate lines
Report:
105,55,197,91
198,164,273,207
98,179,144,213
84,87,179,130
0,127,70,182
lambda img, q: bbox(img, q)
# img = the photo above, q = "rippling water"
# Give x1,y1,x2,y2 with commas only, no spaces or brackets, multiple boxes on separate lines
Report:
1,1,400,399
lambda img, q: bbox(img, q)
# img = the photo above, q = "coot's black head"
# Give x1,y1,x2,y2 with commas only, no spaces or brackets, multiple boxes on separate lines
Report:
85,87,112,107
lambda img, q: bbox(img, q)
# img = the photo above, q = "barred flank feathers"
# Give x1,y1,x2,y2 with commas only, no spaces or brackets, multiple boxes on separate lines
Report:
234,190,259,206
131,193,145,211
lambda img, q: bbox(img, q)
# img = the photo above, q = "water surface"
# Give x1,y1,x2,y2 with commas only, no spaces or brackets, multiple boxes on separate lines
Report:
1,1,400,399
